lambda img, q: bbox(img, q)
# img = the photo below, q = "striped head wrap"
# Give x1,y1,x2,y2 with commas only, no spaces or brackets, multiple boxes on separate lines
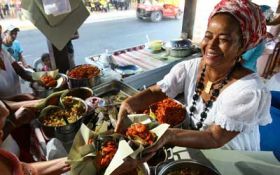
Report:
209,0,266,52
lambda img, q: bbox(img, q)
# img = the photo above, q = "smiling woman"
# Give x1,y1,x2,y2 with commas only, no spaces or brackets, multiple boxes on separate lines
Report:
115,0,271,161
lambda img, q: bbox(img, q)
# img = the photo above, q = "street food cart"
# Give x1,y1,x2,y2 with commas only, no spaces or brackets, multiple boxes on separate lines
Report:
15,0,280,175
29,43,280,174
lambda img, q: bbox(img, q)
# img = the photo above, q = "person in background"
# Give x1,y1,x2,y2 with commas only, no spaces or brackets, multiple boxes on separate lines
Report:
0,24,34,99
267,15,280,26
0,4,4,19
265,0,280,39
0,100,71,175
0,99,38,156
40,53,52,71
2,25,31,68
100,0,108,12
115,1,271,172
66,31,79,69
4,3,9,16
0,24,43,158
241,2,272,72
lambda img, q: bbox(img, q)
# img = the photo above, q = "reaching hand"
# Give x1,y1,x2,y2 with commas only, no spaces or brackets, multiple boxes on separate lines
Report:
7,93,36,102
115,101,134,133
10,107,37,127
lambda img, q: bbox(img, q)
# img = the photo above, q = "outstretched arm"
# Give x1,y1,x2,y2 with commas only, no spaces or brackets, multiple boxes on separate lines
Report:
2,106,38,140
143,125,239,155
27,157,70,175
115,84,167,133
11,61,33,81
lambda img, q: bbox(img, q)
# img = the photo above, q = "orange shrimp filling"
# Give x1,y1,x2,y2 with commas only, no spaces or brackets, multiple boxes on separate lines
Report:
126,123,155,146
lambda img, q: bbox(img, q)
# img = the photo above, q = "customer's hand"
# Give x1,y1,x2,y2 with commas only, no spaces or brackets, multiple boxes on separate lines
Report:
10,107,37,127
7,93,36,101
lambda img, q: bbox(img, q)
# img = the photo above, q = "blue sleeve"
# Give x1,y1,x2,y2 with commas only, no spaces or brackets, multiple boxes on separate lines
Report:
13,40,23,53
242,40,265,72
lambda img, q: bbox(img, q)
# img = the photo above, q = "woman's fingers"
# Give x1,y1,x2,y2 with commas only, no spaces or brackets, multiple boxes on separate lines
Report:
115,119,123,133
139,151,157,163
143,143,161,155
142,130,170,155
115,103,130,133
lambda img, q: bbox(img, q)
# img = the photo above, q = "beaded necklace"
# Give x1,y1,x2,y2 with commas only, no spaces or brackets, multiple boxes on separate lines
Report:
189,62,239,130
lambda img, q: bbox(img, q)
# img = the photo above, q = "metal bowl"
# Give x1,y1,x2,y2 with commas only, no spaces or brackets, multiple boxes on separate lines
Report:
60,87,94,101
139,162,150,175
169,39,192,49
156,159,220,175
30,73,68,98
168,48,192,57
67,64,101,88
163,39,193,57
38,97,89,139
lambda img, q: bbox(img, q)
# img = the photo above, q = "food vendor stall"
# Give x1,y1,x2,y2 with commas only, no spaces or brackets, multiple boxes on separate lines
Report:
85,42,201,90
16,0,280,175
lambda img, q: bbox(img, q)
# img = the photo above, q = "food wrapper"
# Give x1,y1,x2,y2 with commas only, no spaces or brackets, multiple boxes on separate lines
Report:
128,113,153,124
104,140,134,175
32,69,59,81
128,123,170,159
67,124,97,175
126,113,169,158
67,124,133,175
67,119,169,175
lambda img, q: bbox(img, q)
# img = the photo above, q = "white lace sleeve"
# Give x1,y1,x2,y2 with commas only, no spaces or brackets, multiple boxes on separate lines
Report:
157,58,199,98
157,61,187,98
214,87,272,132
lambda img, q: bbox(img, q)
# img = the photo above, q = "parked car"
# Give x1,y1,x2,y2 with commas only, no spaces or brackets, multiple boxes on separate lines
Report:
136,0,182,22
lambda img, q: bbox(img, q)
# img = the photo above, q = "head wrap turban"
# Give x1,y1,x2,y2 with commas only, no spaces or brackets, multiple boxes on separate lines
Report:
209,0,266,52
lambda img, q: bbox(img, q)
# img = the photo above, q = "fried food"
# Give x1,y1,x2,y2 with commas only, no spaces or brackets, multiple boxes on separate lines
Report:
40,75,57,88
98,140,118,168
147,98,186,127
126,123,157,147
41,97,86,127
67,64,100,79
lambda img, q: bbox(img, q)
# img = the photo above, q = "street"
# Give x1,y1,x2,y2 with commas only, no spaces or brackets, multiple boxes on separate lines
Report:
18,16,183,66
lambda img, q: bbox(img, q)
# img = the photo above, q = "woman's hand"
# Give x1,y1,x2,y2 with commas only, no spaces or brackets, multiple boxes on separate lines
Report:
115,85,166,133
115,100,134,133
142,128,172,156
11,107,37,127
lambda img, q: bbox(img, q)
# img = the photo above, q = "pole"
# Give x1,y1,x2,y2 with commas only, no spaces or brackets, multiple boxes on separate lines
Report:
182,0,197,40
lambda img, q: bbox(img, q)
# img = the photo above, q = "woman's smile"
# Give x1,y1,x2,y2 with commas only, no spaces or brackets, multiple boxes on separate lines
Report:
205,50,223,59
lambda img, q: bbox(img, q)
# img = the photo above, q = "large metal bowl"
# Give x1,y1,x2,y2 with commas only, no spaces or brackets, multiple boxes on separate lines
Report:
163,39,193,58
30,73,68,98
67,64,101,88
156,159,220,175
38,97,89,140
